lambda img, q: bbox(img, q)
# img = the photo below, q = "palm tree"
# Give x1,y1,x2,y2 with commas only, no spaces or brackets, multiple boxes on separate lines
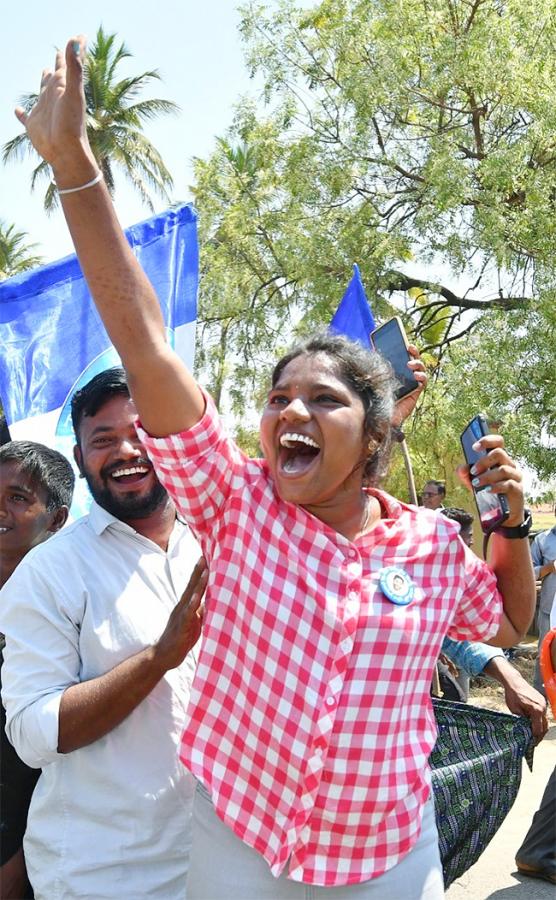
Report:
2,26,179,212
0,221,42,280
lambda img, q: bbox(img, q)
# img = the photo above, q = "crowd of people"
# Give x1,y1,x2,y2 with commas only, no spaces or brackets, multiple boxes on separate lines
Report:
1,34,555,900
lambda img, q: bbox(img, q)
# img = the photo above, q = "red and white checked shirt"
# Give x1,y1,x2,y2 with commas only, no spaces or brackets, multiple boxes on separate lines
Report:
139,393,502,887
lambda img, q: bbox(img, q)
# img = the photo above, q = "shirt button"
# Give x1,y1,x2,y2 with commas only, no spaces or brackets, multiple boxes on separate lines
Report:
347,548,358,560
314,746,323,756
326,696,335,707
341,637,352,653
348,591,358,602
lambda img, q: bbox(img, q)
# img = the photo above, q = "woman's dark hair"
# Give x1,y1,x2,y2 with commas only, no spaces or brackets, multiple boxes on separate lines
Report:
71,367,130,443
271,332,397,485
0,441,75,510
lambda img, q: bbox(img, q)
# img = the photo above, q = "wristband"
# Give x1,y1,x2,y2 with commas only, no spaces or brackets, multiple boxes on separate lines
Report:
494,509,532,539
57,171,103,195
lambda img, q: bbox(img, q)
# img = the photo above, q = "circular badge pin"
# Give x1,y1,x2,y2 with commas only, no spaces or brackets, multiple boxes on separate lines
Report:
378,566,415,606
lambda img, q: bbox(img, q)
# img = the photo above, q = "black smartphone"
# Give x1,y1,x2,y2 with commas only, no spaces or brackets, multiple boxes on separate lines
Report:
460,414,509,533
370,317,419,400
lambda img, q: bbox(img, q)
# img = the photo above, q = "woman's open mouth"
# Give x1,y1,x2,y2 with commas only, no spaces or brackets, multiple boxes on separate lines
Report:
278,432,321,476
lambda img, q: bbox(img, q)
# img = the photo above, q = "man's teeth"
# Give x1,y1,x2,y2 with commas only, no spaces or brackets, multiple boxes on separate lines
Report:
0,527,9,533
279,433,319,450
111,466,149,478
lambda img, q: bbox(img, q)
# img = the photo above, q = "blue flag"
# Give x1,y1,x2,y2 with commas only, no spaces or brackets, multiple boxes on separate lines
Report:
329,263,376,347
0,203,198,516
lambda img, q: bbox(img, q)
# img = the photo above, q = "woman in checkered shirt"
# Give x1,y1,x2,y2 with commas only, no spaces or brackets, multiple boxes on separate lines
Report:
20,38,537,899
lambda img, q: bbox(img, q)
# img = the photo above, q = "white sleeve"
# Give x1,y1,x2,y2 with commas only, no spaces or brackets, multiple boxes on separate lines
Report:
0,559,81,768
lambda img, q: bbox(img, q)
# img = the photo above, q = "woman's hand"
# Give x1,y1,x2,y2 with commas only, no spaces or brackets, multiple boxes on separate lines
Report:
391,345,428,427
457,434,525,526
15,37,97,187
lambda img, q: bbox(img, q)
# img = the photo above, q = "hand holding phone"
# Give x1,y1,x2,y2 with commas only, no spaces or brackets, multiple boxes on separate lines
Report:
460,414,509,533
370,317,420,400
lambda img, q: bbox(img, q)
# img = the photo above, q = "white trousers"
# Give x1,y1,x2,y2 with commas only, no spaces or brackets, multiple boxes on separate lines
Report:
186,781,445,900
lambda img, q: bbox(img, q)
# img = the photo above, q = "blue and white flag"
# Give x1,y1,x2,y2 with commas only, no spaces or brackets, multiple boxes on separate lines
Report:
329,263,376,347
0,203,198,515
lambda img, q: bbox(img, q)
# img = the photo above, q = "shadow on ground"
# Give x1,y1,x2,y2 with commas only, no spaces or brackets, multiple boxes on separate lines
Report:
481,872,556,900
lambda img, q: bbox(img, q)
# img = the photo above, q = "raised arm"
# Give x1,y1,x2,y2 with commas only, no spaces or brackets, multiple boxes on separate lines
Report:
17,38,203,437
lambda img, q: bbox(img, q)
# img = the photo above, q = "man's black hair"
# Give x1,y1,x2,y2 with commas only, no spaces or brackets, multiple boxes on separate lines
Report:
0,441,75,510
71,367,130,442
442,507,474,530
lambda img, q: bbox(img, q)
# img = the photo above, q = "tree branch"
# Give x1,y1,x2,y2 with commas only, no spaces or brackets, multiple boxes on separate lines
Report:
383,270,532,311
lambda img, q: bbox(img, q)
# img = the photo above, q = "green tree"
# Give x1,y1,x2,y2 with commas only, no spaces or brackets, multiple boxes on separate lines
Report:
0,221,42,280
3,26,178,212
191,0,556,476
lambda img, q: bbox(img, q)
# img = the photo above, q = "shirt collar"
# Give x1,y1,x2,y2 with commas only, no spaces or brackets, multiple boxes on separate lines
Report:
88,500,127,536
367,487,406,520
88,499,184,544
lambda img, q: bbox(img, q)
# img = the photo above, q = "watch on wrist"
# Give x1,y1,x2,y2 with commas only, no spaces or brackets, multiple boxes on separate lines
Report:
494,509,532,539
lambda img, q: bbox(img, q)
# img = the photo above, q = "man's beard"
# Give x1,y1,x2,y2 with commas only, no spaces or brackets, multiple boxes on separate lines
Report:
81,460,168,521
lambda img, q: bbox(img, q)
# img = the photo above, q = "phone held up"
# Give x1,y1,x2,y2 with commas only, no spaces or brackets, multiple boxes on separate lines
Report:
370,317,419,400
460,414,509,534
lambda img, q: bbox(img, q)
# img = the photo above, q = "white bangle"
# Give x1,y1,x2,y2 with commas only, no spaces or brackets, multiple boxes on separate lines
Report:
57,171,103,195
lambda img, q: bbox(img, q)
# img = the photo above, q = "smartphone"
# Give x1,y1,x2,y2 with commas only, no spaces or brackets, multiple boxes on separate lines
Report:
460,414,509,533
370,317,419,400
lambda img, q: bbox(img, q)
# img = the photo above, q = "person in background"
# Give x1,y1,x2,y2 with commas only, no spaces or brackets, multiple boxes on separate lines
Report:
442,507,474,548
422,480,446,510
440,507,547,741
0,441,74,899
530,506,556,695
1,370,206,900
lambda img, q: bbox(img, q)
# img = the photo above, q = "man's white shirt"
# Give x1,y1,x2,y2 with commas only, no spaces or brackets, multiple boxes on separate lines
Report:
1,501,200,900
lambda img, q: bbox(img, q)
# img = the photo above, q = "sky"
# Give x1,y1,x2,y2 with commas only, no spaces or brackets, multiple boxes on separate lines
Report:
1,1,259,261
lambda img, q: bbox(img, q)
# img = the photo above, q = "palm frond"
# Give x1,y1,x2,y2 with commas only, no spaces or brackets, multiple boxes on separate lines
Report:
110,70,163,105
0,220,43,279
43,181,59,214
122,98,180,122
30,159,52,191
2,131,33,164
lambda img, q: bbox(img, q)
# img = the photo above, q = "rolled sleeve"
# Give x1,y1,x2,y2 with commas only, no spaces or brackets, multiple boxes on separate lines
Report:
6,689,64,768
441,636,504,677
136,389,248,546
1,558,81,768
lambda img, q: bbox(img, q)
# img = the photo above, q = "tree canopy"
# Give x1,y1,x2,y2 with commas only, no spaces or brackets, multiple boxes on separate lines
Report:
3,26,178,212
192,0,556,482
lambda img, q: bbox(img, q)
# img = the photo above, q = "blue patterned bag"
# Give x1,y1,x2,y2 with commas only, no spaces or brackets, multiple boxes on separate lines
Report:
431,699,534,888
